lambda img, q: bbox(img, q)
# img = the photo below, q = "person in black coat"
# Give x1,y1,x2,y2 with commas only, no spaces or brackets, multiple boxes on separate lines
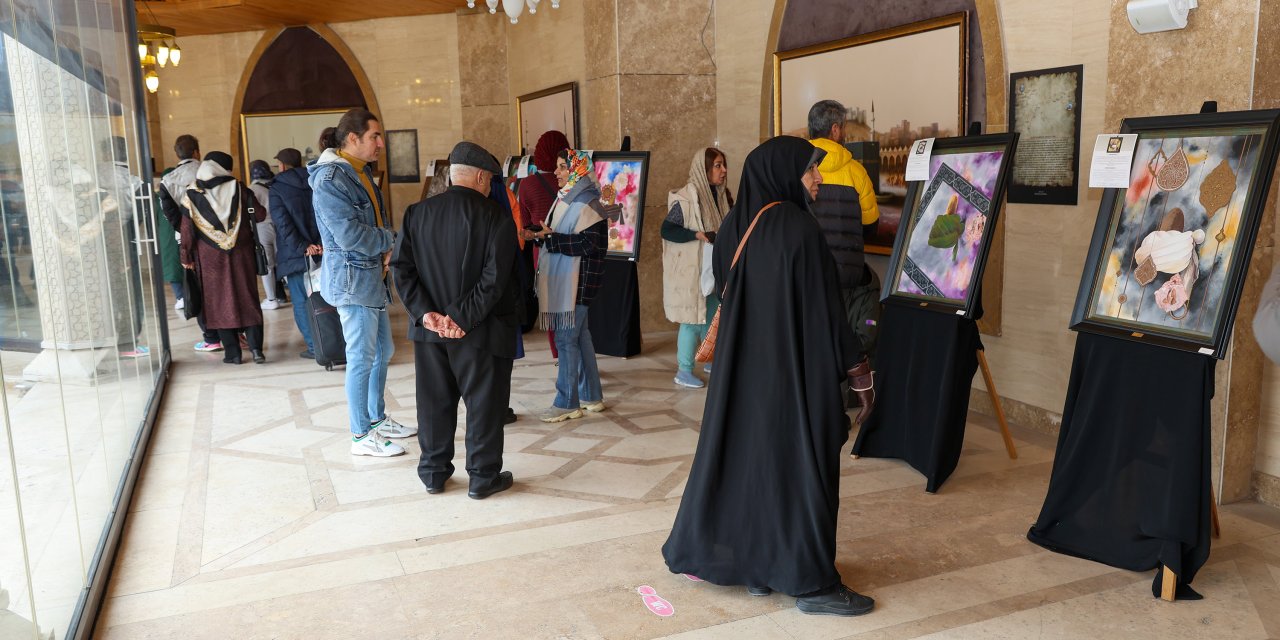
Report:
661,136,876,616
390,142,520,500
268,148,322,358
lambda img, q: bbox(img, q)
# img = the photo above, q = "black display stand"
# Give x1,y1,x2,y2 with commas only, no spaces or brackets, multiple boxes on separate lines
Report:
1027,332,1215,600
850,303,984,492
588,259,642,357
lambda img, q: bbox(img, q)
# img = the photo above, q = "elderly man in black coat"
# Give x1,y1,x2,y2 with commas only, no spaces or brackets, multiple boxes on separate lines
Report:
391,141,521,499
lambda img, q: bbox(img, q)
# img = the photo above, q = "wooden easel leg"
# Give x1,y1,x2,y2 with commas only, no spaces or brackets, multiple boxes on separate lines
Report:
1160,565,1177,602
1209,480,1222,540
976,349,1018,460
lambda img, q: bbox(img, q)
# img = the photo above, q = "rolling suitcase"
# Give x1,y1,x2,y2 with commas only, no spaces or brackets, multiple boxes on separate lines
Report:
305,265,346,371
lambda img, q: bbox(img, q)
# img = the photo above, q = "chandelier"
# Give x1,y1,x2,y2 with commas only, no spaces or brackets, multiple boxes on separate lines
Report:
137,24,181,93
466,0,562,24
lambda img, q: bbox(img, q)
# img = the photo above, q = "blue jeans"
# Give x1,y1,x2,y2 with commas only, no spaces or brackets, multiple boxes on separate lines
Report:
553,305,602,409
676,294,720,372
337,304,394,435
284,271,314,353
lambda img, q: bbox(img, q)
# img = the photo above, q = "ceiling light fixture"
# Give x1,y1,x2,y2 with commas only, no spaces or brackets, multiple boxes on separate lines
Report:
473,0,561,24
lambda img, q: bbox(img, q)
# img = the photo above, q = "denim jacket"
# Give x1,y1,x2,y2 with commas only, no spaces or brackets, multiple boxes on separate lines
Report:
308,148,394,308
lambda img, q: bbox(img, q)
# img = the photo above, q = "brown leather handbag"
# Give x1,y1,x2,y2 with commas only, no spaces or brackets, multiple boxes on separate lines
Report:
695,202,780,363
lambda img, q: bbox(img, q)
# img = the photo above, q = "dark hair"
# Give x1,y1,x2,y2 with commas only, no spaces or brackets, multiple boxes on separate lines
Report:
318,127,338,151
249,159,274,182
335,108,379,150
807,100,846,140
174,134,199,160
703,147,733,205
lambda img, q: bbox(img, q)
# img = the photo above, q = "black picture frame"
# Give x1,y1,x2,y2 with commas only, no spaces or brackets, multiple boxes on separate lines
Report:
385,129,420,184
588,150,650,261
1007,64,1083,205
1070,109,1280,358
881,132,1019,318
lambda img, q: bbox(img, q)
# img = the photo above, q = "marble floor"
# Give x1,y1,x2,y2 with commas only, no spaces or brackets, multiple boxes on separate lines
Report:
94,303,1280,639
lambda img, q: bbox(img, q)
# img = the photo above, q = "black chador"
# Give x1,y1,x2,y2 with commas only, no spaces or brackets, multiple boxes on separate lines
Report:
662,136,875,615
391,182,519,497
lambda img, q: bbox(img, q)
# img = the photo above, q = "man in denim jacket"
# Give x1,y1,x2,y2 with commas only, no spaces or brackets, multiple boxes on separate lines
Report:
309,108,417,457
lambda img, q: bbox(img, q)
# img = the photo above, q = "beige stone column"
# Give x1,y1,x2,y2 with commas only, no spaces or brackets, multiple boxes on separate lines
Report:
5,35,131,383
458,9,512,159
584,0,718,332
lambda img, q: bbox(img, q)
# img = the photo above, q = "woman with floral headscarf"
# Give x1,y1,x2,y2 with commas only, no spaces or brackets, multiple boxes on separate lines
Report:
521,149,608,422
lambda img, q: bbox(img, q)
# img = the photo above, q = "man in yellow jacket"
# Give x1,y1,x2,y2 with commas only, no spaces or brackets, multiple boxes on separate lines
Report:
808,99,882,364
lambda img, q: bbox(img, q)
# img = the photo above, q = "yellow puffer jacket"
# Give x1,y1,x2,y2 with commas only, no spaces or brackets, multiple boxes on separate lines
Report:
811,137,880,225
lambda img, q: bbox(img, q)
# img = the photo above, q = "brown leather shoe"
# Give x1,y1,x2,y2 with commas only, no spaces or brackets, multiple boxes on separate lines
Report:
847,358,875,427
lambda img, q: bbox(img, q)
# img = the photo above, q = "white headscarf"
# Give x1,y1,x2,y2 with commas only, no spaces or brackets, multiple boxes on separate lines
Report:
195,159,237,228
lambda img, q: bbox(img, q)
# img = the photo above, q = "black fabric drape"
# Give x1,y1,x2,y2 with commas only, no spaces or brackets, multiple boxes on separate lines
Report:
850,303,982,492
587,259,641,357
1027,332,1214,599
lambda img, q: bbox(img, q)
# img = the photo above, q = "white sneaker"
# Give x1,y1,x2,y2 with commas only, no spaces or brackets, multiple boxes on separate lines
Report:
175,299,185,311
580,400,606,413
261,299,281,310
350,433,406,457
372,416,417,439
537,406,583,423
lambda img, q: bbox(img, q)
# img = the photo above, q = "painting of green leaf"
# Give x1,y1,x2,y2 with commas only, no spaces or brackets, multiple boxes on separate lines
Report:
927,194,963,260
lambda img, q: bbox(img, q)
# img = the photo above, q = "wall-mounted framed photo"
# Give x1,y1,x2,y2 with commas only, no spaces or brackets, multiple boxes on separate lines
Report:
882,133,1019,318
588,151,649,261
516,82,579,159
420,159,450,201
1007,64,1083,205
1070,109,1280,357
773,13,968,255
240,108,348,173
385,129,420,184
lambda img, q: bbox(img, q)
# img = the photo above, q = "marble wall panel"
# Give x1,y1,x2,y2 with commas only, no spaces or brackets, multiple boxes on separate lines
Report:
618,73,717,331
154,30,265,170
457,12,509,109
1252,0,1280,491
461,105,512,166
583,76,621,151
583,0,619,81
505,0,587,153
615,0,716,76
713,0,775,181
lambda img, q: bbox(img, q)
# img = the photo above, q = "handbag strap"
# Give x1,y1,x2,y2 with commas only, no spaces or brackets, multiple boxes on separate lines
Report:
720,201,781,296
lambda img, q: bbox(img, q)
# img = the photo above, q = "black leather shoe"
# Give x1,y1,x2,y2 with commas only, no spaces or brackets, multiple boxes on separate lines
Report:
252,350,266,364
426,481,445,494
796,585,874,616
468,471,513,500
747,586,772,597
223,356,242,365
504,408,517,425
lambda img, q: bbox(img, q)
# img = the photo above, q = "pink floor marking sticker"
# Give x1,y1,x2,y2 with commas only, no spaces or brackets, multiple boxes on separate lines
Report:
636,585,675,617
683,574,705,582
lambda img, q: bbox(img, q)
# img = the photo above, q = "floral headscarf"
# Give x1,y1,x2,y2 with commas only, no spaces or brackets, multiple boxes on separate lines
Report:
557,149,593,199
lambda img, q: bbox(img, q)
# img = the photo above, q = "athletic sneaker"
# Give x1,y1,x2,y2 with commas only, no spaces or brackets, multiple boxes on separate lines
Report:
537,406,583,423
350,432,406,457
674,370,704,388
175,299,185,311
194,341,223,352
119,346,151,359
580,400,606,413
703,363,712,375
372,415,417,439
261,299,280,310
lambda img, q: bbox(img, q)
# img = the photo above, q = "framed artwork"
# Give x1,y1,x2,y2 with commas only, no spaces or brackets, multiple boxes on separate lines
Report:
882,133,1019,318
240,108,347,173
385,129,420,184
589,151,650,261
516,82,579,159
1070,110,1280,357
773,13,968,255
420,159,449,201
1007,65,1083,205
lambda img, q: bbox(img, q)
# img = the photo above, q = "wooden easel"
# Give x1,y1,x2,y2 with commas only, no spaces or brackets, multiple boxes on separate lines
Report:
1159,484,1223,601
976,349,1018,460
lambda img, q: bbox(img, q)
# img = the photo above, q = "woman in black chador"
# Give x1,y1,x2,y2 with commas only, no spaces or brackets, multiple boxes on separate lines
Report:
661,136,876,617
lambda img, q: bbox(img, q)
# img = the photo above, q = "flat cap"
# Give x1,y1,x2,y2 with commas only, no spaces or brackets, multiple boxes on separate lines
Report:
274,148,303,168
448,141,501,175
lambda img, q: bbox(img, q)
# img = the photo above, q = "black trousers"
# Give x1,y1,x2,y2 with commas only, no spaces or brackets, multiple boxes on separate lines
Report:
217,324,263,362
414,340,513,489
